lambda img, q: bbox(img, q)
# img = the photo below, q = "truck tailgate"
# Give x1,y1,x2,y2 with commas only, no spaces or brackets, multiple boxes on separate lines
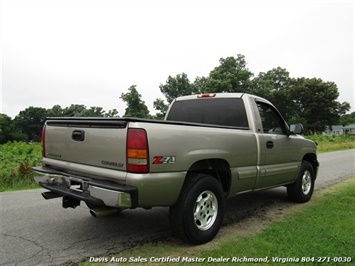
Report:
43,119,128,174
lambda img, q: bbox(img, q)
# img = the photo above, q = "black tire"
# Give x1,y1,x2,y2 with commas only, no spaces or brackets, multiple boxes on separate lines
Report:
287,161,315,203
169,174,225,245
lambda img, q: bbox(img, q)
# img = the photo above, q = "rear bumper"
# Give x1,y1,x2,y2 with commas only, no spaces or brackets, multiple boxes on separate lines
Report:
33,166,138,209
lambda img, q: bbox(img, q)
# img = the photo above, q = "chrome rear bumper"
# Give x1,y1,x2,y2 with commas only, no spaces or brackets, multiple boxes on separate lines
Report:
33,167,137,209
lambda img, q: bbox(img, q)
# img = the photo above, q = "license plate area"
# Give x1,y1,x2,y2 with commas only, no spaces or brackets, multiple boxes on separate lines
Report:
36,173,90,193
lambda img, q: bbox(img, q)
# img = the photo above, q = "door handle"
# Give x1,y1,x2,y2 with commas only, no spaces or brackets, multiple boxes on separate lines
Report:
266,141,274,149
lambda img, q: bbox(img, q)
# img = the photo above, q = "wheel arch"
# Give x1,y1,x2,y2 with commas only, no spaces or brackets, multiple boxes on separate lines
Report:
185,158,231,196
302,153,319,178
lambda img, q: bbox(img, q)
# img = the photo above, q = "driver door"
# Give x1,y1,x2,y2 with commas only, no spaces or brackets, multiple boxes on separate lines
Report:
255,101,300,188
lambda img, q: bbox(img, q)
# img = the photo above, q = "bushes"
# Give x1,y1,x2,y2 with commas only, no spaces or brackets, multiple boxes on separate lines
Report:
0,142,42,191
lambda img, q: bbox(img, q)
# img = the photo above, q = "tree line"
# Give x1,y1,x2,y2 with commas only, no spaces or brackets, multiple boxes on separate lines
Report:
1,54,353,144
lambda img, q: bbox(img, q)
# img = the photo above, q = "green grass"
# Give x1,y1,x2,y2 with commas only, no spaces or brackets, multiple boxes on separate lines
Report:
81,178,355,266
307,134,355,152
0,141,42,191
197,179,355,265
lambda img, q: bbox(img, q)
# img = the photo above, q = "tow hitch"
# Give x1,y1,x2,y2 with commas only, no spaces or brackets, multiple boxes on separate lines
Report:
62,196,81,209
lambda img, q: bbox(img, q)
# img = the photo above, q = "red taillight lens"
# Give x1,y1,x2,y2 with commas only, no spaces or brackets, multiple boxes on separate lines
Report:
127,128,149,173
41,125,46,157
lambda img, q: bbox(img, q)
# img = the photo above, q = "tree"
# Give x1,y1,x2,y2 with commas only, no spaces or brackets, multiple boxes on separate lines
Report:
48,104,107,117
203,55,253,93
13,107,47,142
154,56,254,117
340,111,355,126
104,109,119,118
47,105,64,117
81,106,105,117
159,73,196,103
192,76,209,94
290,78,350,133
62,104,88,117
250,67,294,120
153,73,196,119
153,99,169,120
0,114,17,143
120,85,150,118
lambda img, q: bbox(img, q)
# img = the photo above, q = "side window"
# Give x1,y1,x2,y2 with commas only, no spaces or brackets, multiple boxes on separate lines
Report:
257,102,286,134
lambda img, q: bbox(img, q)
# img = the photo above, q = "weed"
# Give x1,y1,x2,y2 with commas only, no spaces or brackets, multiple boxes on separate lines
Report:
0,142,42,191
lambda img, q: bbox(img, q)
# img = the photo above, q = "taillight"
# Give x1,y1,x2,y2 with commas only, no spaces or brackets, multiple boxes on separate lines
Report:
41,125,46,157
127,128,149,173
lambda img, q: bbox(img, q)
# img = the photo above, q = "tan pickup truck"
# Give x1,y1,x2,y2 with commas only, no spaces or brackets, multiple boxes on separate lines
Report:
33,93,318,244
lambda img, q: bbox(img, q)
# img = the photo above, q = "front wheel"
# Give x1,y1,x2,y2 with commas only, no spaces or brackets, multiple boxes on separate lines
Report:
169,174,225,245
287,161,315,203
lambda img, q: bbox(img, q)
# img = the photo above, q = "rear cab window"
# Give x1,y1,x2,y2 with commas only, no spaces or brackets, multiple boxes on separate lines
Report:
166,98,249,128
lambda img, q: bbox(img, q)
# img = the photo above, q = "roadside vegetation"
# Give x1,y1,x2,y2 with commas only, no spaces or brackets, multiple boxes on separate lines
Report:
82,178,355,266
0,141,41,192
307,134,355,152
0,135,354,192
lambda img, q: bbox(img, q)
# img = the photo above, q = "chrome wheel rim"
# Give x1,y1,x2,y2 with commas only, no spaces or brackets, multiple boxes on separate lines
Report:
302,170,312,195
193,190,218,231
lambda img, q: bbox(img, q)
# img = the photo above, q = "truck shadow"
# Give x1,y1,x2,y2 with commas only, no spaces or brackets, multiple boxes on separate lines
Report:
224,187,291,226
34,187,293,264
71,187,290,243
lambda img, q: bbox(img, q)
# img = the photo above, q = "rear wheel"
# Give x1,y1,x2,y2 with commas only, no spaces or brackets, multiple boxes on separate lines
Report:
287,161,315,203
169,174,225,244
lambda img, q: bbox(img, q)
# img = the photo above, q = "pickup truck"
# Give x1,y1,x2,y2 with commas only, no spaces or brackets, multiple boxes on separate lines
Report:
33,93,319,244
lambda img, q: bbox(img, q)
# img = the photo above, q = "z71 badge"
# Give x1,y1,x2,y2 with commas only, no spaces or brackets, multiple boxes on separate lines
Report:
153,156,176,164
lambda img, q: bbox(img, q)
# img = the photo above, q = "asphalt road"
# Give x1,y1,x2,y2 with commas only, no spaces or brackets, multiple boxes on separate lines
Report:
1,149,354,266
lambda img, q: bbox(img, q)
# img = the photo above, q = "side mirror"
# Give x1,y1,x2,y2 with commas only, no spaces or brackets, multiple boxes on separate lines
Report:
289,123,304,134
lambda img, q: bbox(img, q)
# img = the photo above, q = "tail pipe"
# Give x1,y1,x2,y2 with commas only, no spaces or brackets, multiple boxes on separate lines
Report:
90,207,121,217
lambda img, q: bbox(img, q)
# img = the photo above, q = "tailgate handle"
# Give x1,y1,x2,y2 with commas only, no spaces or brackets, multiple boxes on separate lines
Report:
72,130,85,141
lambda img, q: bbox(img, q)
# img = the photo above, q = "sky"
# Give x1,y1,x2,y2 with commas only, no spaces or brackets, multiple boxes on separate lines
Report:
1,0,354,119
